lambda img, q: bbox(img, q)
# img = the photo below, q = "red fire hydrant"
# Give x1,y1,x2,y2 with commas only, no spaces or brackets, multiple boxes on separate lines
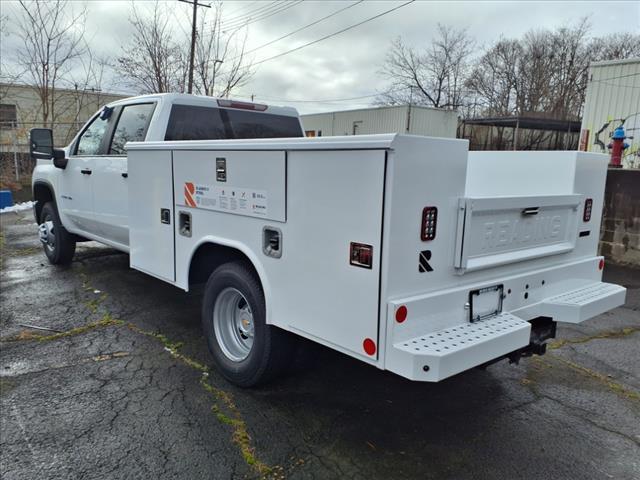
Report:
607,126,629,168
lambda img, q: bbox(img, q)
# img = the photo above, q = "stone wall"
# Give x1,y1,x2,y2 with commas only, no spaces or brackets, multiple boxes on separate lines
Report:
600,169,640,267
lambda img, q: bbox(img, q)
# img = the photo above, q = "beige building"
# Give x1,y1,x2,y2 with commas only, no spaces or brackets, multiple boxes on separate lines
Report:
0,82,126,154
300,104,458,138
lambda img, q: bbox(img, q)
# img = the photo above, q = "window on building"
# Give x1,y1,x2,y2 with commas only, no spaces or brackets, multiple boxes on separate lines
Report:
109,103,155,155
0,104,17,129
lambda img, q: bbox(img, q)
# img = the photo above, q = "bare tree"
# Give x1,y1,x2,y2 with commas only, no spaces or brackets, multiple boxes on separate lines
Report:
465,38,523,116
117,2,187,93
117,0,253,97
377,24,474,109
193,4,253,97
590,32,640,62
12,0,89,128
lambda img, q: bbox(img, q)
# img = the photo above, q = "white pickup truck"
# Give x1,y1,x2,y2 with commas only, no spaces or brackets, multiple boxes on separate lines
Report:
30,93,626,387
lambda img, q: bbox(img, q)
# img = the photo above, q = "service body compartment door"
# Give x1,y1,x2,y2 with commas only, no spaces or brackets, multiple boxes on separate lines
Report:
128,150,175,282
172,150,286,222
454,194,582,273
268,149,386,360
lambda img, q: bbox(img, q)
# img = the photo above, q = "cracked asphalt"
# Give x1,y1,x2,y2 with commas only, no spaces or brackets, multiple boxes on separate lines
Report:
1,209,639,480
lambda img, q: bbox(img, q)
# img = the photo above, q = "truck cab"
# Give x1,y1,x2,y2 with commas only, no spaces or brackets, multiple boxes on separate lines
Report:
32,93,303,254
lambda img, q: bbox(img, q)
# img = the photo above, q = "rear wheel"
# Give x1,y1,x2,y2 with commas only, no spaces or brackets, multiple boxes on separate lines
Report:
202,261,295,387
39,202,76,265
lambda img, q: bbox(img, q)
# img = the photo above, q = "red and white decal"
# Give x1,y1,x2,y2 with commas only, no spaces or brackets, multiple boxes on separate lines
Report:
184,182,197,207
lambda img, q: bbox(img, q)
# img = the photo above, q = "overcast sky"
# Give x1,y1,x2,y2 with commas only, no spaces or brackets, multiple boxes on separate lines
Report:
3,0,639,114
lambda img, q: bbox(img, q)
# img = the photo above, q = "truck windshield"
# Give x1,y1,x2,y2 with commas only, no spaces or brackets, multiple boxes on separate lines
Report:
164,104,302,141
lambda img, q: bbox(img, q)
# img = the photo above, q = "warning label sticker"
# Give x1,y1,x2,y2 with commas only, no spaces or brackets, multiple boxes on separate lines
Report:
184,182,268,217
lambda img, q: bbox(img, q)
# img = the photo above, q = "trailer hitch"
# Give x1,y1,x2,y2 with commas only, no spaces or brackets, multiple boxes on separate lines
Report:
477,317,557,369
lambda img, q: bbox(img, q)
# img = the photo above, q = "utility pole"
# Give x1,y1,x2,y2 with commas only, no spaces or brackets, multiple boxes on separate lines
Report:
406,85,414,133
179,0,211,94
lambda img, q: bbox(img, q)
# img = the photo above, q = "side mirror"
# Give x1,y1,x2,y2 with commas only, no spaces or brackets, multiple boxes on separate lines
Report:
53,149,68,169
30,128,54,160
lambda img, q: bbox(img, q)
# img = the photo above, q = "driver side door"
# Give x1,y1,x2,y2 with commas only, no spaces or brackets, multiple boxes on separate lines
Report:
57,111,112,235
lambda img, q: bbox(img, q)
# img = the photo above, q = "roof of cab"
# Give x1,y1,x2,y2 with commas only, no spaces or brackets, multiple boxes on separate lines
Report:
105,92,300,118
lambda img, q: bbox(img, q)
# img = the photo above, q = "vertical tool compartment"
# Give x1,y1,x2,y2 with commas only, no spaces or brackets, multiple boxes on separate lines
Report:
128,149,176,283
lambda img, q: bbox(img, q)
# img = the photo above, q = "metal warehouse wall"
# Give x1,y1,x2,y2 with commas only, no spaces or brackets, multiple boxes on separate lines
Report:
580,58,640,168
301,105,457,138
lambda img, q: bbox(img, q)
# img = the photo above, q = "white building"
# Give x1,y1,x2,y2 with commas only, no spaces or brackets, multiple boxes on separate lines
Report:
300,104,458,138
580,58,640,168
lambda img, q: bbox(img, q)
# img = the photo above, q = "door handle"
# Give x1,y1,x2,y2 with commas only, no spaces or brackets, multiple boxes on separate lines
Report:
81,169,92,175
121,172,128,178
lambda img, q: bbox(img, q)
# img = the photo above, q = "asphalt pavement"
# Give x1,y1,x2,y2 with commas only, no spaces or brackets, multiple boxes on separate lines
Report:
1,209,639,480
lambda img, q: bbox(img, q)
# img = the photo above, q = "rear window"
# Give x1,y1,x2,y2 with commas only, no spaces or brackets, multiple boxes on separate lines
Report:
164,104,302,141
224,108,303,139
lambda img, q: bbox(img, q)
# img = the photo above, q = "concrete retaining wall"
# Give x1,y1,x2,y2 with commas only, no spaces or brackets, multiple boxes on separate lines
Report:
600,169,640,267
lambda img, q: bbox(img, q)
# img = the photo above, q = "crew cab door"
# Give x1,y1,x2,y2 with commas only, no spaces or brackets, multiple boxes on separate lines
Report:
58,112,110,234
92,102,155,247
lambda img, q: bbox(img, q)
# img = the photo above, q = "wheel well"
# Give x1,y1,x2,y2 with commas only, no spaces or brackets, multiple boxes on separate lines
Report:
33,182,54,222
189,242,260,288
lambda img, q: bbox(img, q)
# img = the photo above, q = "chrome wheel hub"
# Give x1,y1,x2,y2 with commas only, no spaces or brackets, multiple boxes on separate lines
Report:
213,287,255,362
38,219,55,252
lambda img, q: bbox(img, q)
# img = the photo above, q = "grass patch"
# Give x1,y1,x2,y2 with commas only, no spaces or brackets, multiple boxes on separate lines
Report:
128,322,276,476
549,327,640,350
2,314,124,342
551,355,640,403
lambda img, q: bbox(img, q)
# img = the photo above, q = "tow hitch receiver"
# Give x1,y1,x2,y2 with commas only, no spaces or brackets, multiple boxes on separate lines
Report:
478,317,556,369
507,317,556,364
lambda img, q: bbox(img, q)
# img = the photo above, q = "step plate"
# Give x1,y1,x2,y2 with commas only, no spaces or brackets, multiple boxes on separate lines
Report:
390,313,531,381
541,282,626,324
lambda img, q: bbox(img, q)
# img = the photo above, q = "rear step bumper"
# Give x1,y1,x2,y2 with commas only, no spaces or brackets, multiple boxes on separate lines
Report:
387,281,626,382
390,313,531,381
540,282,626,323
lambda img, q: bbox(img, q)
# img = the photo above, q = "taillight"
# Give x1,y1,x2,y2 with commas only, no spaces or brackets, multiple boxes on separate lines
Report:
598,258,604,270
421,206,438,241
583,198,593,222
217,99,268,111
350,242,373,269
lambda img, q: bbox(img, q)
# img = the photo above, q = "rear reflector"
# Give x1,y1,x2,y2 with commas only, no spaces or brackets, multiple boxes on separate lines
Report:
395,305,408,323
421,206,438,241
350,242,373,269
583,198,593,222
363,338,376,356
217,99,268,111
599,258,604,270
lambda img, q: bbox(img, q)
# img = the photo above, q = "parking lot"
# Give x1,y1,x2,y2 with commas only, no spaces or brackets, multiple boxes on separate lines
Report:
1,208,639,479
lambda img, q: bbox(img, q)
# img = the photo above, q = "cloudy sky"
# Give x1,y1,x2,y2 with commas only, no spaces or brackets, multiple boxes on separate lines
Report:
3,0,639,114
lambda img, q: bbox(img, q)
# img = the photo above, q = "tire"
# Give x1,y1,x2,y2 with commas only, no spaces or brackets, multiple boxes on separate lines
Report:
202,261,295,387
39,202,76,265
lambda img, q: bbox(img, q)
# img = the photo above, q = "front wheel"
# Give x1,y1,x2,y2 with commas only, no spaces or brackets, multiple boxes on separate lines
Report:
39,202,76,265
202,261,295,387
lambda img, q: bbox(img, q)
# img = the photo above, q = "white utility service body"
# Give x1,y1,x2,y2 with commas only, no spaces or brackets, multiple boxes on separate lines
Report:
126,134,625,382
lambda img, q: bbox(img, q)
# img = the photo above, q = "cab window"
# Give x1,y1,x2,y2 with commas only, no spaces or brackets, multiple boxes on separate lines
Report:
75,114,110,155
109,103,155,155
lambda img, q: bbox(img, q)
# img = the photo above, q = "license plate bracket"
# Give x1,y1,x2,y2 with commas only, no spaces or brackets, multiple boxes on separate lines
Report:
469,284,504,323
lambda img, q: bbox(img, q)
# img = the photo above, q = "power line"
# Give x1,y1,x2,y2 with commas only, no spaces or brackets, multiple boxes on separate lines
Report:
234,0,364,61
219,1,280,27
252,0,415,66
221,1,263,19
220,1,303,31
